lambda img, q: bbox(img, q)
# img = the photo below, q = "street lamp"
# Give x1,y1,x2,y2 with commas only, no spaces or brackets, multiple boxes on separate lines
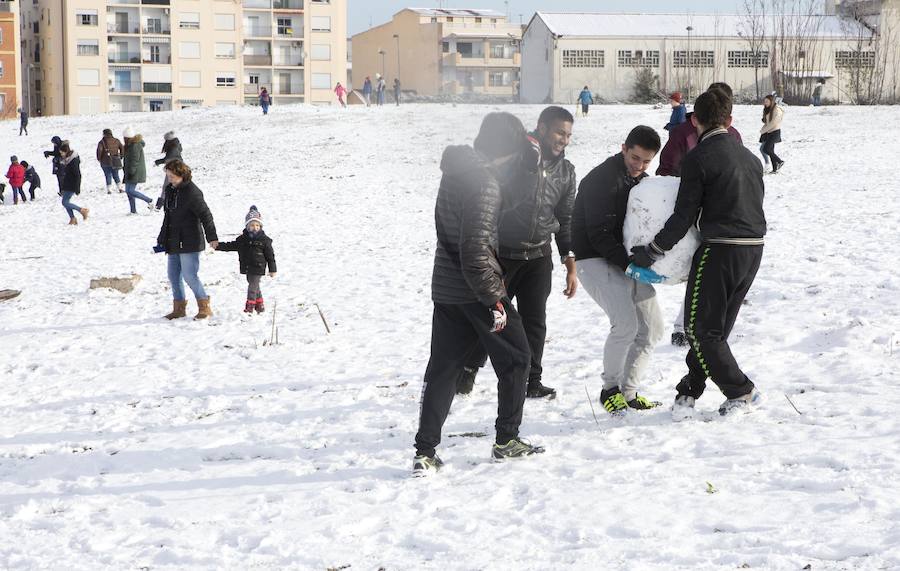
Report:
378,48,385,78
393,34,400,82
686,25,693,101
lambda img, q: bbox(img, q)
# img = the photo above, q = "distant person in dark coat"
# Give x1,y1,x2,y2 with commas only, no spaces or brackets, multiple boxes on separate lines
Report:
21,161,41,201
362,77,372,107
664,92,687,131
393,78,401,106
154,130,183,210
19,109,28,136
123,128,154,213
58,141,89,225
259,87,271,114
96,128,125,194
43,135,64,194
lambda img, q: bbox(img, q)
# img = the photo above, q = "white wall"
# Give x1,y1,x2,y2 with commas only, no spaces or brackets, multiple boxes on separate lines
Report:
519,16,553,103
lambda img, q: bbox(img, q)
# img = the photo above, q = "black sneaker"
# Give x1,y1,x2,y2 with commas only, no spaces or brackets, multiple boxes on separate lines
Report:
526,380,556,399
599,387,628,415
772,160,785,173
456,366,477,395
492,438,545,460
627,394,662,410
671,331,688,347
412,454,444,476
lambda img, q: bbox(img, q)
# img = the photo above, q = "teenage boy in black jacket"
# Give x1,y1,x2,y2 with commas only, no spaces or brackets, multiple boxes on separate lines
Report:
414,112,545,475
631,88,766,419
457,106,578,400
572,126,664,415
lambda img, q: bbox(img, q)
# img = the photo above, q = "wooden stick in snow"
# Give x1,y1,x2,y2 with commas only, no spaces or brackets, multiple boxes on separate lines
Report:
315,303,331,334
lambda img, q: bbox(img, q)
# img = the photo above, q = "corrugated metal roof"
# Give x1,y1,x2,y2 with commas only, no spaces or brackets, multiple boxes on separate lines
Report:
534,11,865,38
408,7,505,18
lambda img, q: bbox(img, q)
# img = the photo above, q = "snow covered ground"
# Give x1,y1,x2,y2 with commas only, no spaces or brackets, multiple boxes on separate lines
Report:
0,102,898,570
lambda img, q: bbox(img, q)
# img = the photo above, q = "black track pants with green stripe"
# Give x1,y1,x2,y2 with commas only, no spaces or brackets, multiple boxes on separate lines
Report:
676,243,763,400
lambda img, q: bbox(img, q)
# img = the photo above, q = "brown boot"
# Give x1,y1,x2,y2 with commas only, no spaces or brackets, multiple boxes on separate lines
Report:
80,207,90,220
195,297,212,320
165,300,188,320
68,217,78,225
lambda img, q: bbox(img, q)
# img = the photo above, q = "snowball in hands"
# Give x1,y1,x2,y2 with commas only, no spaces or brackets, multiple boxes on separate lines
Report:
622,177,701,284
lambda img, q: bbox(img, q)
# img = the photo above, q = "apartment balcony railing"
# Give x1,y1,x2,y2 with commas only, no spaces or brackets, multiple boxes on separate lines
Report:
143,56,173,64
243,54,272,65
141,0,170,5
109,81,142,92
244,84,265,94
273,56,304,66
273,84,303,95
273,0,303,9
107,22,140,34
244,25,272,37
143,82,172,93
243,0,271,9
109,51,142,63
142,25,170,35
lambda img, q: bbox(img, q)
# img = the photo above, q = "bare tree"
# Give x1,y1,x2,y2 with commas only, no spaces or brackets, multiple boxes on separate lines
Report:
739,0,769,100
767,0,828,105
839,2,894,104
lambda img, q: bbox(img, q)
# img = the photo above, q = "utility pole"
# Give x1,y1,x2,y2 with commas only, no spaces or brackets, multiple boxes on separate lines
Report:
686,25,693,101
393,33,400,81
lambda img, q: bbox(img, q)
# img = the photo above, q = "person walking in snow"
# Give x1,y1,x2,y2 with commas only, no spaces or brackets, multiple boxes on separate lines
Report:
413,111,546,475
457,106,579,400
578,86,594,116
393,78,401,106
259,87,271,115
20,161,41,201
156,159,218,320
812,79,824,106
43,135,65,195
664,92,687,131
631,87,766,420
19,109,28,136
6,156,26,204
362,76,373,107
572,125,665,415
376,75,386,106
58,141,89,225
123,128,154,214
214,205,277,314
334,82,348,108
759,94,785,173
153,130,183,210
96,128,125,194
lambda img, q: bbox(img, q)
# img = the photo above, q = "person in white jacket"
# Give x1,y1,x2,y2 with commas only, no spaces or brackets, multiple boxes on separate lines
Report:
759,94,784,172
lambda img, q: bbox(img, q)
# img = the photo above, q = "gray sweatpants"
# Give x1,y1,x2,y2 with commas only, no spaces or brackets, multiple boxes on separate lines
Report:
577,257,664,400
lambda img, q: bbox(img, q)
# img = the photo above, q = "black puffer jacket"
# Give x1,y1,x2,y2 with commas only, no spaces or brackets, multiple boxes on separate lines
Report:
431,145,506,307
653,129,766,251
216,230,277,275
24,166,41,189
497,145,577,260
59,153,83,195
157,180,218,254
572,153,646,270
155,138,183,167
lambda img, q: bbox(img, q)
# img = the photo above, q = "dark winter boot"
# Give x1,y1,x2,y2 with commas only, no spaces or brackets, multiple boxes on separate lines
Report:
165,300,188,320
194,298,212,320
526,380,557,399
600,387,628,415
29,189,35,200
244,300,256,313
456,366,478,395
255,297,265,313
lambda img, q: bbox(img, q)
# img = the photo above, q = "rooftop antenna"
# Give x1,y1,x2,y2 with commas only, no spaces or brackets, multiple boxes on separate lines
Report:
505,1,510,20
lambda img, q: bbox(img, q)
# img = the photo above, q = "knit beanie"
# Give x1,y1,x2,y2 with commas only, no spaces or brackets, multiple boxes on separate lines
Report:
245,205,262,229
123,126,135,138
164,130,176,141
10,156,17,163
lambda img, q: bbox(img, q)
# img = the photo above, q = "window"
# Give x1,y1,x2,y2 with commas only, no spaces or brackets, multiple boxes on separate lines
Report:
77,68,100,86
311,16,331,31
673,50,715,68
617,50,659,67
835,50,875,68
488,70,513,86
76,9,98,26
431,17,437,23
179,12,200,29
727,50,769,68
180,70,201,87
76,39,100,56
311,72,331,89
442,41,449,53
78,96,101,114
475,17,482,23
216,72,236,87
798,50,806,59
215,42,235,58
446,17,454,23
214,14,235,30
490,41,514,59
277,17,293,35
149,45,161,63
0,62,3,79
179,41,201,59
562,49,604,68
310,44,331,60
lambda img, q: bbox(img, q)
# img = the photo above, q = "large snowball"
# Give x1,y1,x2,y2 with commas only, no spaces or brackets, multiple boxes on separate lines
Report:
622,177,701,285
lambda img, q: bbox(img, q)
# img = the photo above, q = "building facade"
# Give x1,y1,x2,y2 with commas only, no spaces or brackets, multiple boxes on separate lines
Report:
521,11,894,105
351,8,522,98
0,0,21,118
19,0,346,116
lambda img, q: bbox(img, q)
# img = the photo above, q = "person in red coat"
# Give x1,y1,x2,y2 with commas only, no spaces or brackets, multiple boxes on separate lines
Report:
5,156,26,204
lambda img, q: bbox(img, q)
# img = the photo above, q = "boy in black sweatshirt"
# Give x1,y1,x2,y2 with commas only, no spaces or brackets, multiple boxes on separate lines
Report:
215,205,277,313
630,88,766,420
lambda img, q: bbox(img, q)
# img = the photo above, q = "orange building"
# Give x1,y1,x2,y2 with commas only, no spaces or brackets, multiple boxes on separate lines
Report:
0,1,20,118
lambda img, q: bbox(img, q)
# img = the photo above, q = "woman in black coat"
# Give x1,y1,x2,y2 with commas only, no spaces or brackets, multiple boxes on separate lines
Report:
57,142,89,225
156,159,218,320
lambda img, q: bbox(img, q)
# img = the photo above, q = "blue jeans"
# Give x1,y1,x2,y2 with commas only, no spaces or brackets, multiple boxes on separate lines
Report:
759,143,769,165
61,191,81,218
101,165,121,186
125,182,152,213
261,102,269,115
167,252,208,301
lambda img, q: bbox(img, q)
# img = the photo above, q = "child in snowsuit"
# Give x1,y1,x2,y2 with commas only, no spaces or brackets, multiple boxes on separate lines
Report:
215,205,277,313
6,156,26,204
21,161,41,201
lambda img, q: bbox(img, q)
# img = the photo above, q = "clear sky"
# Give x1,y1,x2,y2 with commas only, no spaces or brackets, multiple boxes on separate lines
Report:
348,0,748,35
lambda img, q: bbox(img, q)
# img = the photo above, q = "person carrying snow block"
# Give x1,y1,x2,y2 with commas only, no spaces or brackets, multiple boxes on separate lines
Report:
630,87,766,420
413,112,546,476
6,156,26,205
214,205,277,314
572,126,664,416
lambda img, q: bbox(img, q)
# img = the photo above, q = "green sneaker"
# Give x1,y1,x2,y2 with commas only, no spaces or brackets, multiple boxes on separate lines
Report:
600,387,628,415
492,438,545,460
412,454,444,476
627,394,662,410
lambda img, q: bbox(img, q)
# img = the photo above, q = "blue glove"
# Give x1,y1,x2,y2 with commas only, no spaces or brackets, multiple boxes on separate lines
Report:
625,263,667,284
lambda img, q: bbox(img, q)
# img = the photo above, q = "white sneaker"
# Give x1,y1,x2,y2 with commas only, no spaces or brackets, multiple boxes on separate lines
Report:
718,388,762,416
671,395,696,422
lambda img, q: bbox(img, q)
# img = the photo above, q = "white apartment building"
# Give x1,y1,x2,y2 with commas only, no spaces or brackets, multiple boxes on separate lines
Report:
19,0,346,115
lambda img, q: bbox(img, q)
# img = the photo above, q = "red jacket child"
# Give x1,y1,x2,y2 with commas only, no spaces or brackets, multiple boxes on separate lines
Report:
6,158,25,187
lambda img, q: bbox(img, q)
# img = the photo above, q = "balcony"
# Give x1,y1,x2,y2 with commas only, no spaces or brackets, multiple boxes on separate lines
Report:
243,0,271,9
108,22,140,34
244,84,263,94
275,27,300,38
143,55,172,64
109,81,142,93
273,55,304,66
244,25,272,37
109,51,142,64
142,25,170,35
141,0,169,5
273,0,303,9
143,82,172,93
244,54,272,66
